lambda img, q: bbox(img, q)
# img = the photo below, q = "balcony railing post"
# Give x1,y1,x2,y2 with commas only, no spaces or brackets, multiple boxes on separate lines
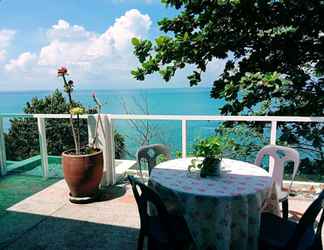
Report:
269,120,277,170
37,117,49,179
88,114,116,186
270,121,277,145
0,117,7,176
87,115,96,146
101,115,116,186
182,119,187,158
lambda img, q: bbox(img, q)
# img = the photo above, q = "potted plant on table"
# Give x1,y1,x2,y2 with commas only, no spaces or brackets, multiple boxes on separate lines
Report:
58,67,103,203
192,136,226,177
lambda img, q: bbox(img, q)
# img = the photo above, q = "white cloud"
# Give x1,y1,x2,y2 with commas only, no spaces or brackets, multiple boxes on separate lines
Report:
5,52,37,72
39,9,151,66
1,9,225,91
47,19,94,42
2,9,152,89
0,29,16,49
88,9,151,57
0,29,16,62
0,50,7,62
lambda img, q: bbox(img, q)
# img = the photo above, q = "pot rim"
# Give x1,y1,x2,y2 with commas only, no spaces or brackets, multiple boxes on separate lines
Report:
62,148,103,158
204,157,222,161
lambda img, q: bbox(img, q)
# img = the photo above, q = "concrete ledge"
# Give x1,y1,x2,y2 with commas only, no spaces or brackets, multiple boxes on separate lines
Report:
283,180,323,193
115,160,136,182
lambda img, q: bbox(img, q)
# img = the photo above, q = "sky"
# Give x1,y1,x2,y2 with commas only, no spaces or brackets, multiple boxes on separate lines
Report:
0,0,225,91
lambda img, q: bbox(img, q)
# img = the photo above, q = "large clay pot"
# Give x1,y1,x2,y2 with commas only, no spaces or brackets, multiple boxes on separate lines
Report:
62,149,103,203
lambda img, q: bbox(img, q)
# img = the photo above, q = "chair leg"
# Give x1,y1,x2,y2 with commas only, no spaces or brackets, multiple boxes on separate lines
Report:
148,238,167,250
282,199,289,220
137,230,145,250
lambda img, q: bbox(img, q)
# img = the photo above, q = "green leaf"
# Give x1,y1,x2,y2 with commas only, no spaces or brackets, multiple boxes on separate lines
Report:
129,0,324,177
183,32,189,41
156,36,167,46
131,37,140,46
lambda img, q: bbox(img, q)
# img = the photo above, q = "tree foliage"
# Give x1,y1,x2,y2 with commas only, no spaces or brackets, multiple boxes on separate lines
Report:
5,90,125,160
132,0,324,175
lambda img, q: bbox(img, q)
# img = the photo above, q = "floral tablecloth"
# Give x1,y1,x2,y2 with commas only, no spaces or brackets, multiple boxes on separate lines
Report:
149,158,279,250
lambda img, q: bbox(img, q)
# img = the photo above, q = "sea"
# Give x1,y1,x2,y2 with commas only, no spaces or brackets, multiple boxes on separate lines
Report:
0,88,260,161
0,88,321,181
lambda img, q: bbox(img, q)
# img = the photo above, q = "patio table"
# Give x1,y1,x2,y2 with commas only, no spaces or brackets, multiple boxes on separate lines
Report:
149,158,279,250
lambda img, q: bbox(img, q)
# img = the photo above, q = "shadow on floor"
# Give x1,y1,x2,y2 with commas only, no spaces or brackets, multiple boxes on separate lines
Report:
0,174,61,218
96,184,127,202
0,210,138,250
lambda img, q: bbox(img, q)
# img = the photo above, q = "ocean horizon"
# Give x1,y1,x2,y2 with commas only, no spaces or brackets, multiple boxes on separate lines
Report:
1,87,319,171
0,87,221,114
0,87,228,160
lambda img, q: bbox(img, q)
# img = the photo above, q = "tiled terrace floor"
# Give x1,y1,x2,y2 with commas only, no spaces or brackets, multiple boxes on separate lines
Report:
0,180,139,250
0,179,322,250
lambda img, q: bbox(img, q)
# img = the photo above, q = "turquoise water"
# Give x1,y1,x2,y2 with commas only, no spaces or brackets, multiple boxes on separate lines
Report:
0,88,222,115
0,88,231,158
0,88,322,181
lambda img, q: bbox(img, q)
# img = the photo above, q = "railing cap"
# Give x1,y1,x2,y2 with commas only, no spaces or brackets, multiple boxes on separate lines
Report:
0,113,323,122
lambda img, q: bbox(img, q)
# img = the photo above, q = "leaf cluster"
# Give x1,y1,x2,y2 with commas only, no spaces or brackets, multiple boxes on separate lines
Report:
5,90,125,160
132,0,324,173
193,135,235,159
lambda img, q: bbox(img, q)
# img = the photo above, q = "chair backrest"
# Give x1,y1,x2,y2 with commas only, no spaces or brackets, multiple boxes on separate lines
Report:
136,144,171,176
128,175,170,233
312,200,324,250
287,190,324,250
255,145,300,191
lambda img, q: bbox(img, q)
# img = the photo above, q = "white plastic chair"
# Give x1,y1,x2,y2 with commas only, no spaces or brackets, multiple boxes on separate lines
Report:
255,145,300,219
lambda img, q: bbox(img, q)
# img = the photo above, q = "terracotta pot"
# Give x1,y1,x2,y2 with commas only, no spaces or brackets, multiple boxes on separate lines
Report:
62,149,103,201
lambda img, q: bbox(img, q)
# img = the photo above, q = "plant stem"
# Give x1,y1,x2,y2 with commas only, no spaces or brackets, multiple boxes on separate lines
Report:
62,74,78,154
69,114,79,154
92,103,105,148
62,75,73,105
92,114,100,147
77,114,80,154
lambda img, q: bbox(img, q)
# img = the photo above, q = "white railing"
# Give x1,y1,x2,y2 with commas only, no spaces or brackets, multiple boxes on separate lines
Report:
0,114,323,185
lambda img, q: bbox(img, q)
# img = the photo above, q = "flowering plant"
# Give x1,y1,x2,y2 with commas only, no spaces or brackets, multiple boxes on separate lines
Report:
57,67,103,155
58,67,84,154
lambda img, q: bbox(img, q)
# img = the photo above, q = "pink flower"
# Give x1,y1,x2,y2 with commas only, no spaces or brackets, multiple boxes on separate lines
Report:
57,67,68,76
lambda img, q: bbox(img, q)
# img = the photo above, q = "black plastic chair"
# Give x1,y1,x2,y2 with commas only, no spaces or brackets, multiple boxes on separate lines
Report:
259,190,324,250
128,175,194,250
136,144,171,176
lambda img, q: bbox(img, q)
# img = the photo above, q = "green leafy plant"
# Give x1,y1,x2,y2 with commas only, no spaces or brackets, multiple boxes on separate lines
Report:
5,90,125,160
156,154,168,164
193,136,224,160
192,136,234,177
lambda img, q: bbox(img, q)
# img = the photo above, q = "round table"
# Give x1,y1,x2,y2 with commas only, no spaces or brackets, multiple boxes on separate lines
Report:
149,158,273,250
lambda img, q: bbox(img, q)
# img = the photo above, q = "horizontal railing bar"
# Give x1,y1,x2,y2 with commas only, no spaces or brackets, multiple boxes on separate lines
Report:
0,114,33,118
109,114,324,123
0,114,323,123
0,114,89,119
32,114,89,119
